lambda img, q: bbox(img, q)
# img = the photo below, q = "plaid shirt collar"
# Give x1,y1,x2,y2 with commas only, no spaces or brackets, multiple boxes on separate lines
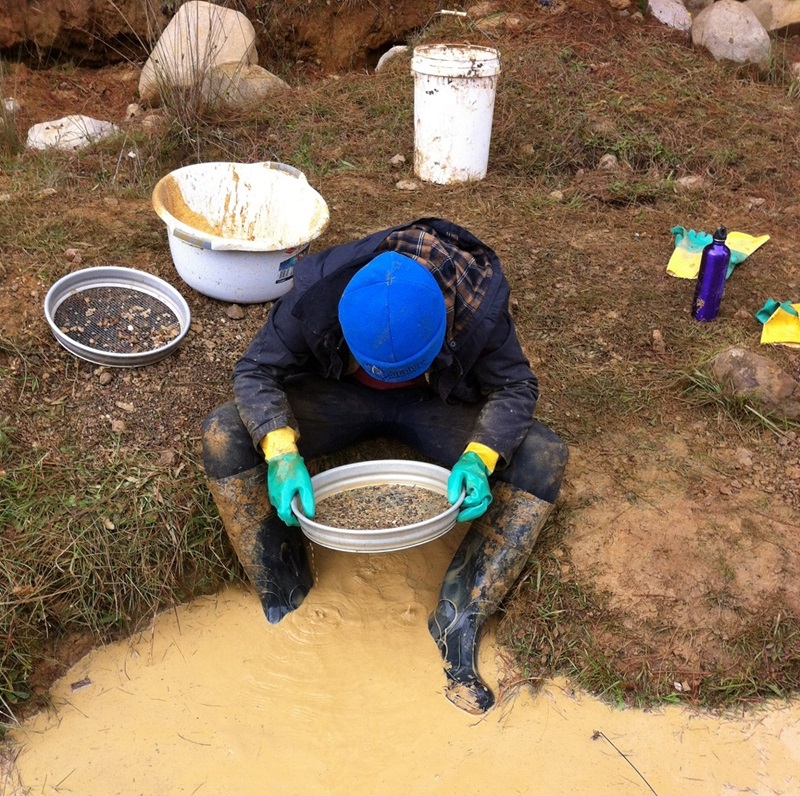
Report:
377,222,494,340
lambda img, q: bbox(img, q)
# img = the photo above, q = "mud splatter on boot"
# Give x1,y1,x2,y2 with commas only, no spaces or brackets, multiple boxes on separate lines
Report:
207,463,313,624
429,599,494,714
429,482,553,713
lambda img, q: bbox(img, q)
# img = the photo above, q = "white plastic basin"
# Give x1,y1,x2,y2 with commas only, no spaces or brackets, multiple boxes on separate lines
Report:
152,161,330,304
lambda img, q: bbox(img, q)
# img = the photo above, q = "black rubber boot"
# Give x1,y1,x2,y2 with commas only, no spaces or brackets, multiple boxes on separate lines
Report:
206,464,313,623
202,405,313,624
429,482,553,714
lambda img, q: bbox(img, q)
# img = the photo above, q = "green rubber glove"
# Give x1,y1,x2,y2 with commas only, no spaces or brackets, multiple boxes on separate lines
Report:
671,226,747,278
267,452,315,527
447,451,492,522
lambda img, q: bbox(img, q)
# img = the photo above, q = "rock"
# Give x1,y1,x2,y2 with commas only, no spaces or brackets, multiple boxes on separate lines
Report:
691,0,772,70
125,102,143,120
648,0,692,32
683,0,714,13
710,347,800,420
26,115,120,151
396,179,419,191
390,154,406,166
225,304,245,320
651,329,666,354
676,175,705,191
375,45,408,73
744,0,774,29
476,12,526,32
744,0,800,31
549,189,565,201
98,371,113,385
64,248,82,263
735,447,754,467
3,97,20,113
201,62,289,109
597,153,619,170
140,112,166,134
138,1,258,106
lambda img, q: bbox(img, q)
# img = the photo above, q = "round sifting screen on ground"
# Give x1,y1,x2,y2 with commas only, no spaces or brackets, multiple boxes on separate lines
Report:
53,286,181,354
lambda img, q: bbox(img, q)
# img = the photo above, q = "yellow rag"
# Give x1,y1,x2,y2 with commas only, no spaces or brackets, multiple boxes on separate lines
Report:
667,230,770,279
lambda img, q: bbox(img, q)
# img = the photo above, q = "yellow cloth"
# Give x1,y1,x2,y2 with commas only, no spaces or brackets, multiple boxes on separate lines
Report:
259,426,299,460
667,231,770,279
761,303,800,348
465,442,500,473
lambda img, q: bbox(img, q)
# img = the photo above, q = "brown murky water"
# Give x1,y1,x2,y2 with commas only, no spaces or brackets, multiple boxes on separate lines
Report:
8,529,800,795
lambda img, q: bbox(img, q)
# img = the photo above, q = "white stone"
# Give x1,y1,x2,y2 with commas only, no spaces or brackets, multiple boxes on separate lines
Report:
201,62,289,109
745,0,800,30
648,0,692,32
676,175,705,190
375,45,408,73
683,0,714,14
598,153,619,170
691,0,772,69
139,1,258,105
3,97,20,114
26,115,120,151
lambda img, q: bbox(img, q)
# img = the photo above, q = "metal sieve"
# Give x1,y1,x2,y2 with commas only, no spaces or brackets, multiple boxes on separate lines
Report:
291,459,465,553
44,266,191,367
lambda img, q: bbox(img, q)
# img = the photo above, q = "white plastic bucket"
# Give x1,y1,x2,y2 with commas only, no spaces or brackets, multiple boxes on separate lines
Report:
152,161,329,304
411,44,501,184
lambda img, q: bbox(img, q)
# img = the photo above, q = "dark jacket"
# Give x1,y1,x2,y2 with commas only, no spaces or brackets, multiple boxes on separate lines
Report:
233,218,538,466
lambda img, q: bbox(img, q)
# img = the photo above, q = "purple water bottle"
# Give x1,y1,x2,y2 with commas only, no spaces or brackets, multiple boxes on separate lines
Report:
691,226,731,322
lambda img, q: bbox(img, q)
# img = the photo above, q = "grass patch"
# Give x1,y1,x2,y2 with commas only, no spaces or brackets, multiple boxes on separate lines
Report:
0,426,234,726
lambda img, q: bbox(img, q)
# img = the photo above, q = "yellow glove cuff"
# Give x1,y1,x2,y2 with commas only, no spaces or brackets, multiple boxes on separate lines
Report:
259,426,300,461
464,442,499,474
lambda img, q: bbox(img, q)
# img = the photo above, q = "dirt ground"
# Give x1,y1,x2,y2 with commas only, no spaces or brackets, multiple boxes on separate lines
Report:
3,0,800,729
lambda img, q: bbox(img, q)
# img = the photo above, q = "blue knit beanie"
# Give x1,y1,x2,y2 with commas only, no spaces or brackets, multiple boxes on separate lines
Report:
338,251,446,383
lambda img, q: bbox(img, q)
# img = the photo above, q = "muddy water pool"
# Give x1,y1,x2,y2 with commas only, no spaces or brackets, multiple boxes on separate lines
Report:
8,530,800,795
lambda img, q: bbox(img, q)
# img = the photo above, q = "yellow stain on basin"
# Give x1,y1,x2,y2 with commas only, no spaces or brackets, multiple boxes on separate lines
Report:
151,162,330,251
9,533,800,796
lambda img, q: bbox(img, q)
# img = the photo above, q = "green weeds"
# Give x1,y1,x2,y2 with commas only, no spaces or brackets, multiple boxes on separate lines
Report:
682,368,799,436
0,432,234,724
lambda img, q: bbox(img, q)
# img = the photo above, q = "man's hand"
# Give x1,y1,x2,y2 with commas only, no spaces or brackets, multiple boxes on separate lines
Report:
447,451,492,522
267,452,315,526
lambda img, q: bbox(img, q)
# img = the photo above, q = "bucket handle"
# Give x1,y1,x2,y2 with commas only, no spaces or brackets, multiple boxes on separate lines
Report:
414,8,503,54
172,228,212,250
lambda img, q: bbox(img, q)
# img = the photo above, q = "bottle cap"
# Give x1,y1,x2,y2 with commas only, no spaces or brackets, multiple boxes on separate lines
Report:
713,226,728,241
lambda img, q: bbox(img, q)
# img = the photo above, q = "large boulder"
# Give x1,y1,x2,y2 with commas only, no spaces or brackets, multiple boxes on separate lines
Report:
201,62,290,109
744,0,800,31
138,1,258,106
691,0,772,69
710,347,800,420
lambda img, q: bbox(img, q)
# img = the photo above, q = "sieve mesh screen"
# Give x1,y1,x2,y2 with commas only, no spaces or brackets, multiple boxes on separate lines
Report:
53,286,181,354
